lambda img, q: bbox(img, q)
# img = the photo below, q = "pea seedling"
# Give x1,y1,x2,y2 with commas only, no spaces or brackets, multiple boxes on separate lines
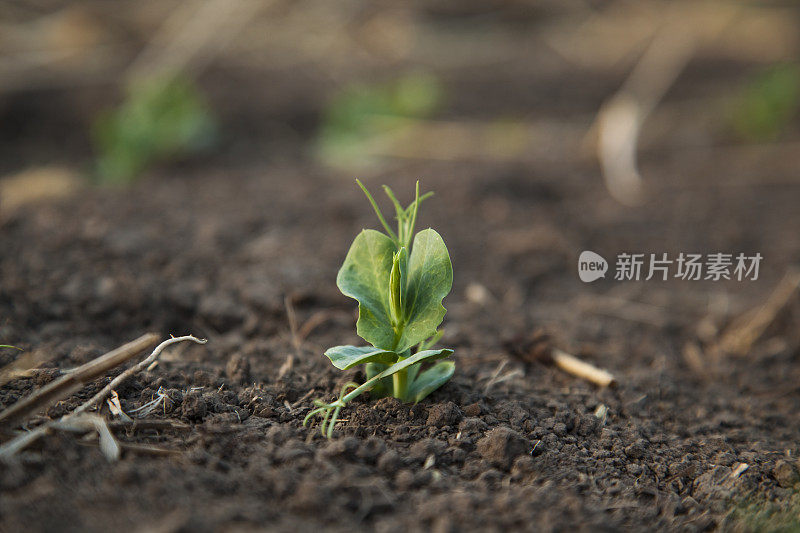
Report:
304,180,454,437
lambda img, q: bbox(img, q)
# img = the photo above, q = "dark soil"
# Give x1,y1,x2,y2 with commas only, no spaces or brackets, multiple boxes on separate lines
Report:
3,3,800,527
1,154,800,532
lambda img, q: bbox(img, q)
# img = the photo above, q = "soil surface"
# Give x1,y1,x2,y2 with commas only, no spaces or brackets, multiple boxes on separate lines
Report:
1,155,799,532
2,5,800,529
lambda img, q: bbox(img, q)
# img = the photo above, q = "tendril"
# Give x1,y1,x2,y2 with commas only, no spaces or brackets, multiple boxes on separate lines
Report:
302,382,359,438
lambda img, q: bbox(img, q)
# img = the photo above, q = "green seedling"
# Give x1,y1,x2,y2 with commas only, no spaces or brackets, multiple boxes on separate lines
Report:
724,489,800,532
92,74,216,184
731,63,800,142
317,72,442,168
305,180,454,438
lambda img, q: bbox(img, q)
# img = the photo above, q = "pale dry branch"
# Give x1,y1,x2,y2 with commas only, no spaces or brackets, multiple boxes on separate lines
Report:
296,310,336,342
0,348,54,387
595,27,697,206
591,5,740,206
0,335,205,462
125,0,271,84
0,333,159,428
713,272,800,357
72,335,207,417
552,349,616,387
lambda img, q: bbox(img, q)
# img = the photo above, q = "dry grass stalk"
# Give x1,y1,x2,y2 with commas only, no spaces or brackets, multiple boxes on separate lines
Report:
0,333,159,428
551,349,616,387
713,272,800,357
0,335,205,462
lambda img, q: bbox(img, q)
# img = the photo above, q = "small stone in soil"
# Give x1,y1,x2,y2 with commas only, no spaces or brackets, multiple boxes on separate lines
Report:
225,353,251,384
320,436,359,459
773,459,800,488
476,426,528,470
409,438,446,462
181,391,207,421
624,439,647,459
463,402,482,417
426,401,463,428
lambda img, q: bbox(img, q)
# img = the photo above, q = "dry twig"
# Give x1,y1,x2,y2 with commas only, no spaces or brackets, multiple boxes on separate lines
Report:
506,332,616,387
278,295,299,380
551,349,616,388
713,272,800,357
590,5,739,205
0,335,205,462
0,333,159,428
125,0,269,84
72,335,206,417
0,349,54,387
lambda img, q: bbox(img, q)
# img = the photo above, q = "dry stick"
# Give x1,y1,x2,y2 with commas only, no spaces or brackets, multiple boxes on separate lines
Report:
483,360,507,394
278,295,299,380
125,0,270,84
115,442,179,457
0,333,159,428
75,437,178,457
72,335,206,417
284,295,301,356
0,426,49,457
47,415,120,461
595,25,697,206
0,335,205,461
296,310,336,342
106,419,190,432
551,349,616,388
0,349,54,387
713,272,800,357
591,5,740,206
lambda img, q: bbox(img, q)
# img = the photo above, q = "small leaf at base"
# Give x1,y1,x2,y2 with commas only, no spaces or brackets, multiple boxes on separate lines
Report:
374,348,453,380
407,361,455,403
324,346,396,370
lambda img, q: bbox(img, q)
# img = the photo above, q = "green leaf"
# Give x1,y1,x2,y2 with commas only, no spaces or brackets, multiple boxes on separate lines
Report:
374,348,453,380
324,345,396,370
336,229,397,350
389,247,408,326
407,361,455,403
395,229,453,353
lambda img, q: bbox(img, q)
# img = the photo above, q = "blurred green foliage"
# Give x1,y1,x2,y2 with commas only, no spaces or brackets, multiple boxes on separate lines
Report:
92,75,216,184
317,72,442,167
725,490,800,532
732,63,800,142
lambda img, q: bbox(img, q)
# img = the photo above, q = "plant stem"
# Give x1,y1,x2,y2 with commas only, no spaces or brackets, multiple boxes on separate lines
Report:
392,368,408,400
356,179,398,243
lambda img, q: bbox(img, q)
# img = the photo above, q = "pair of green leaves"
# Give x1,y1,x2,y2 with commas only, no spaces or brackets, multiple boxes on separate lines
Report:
365,359,456,404
335,228,452,353
323,345,455,404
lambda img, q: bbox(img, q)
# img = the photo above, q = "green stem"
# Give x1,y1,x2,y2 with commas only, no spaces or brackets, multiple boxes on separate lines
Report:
393,368,408,401
356,179,398,243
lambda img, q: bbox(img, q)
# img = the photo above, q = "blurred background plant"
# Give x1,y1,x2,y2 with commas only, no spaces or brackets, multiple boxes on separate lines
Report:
92,74,216,185
317,72,442,169
731,63,800,143
0,0,799,199
724,489,800,532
